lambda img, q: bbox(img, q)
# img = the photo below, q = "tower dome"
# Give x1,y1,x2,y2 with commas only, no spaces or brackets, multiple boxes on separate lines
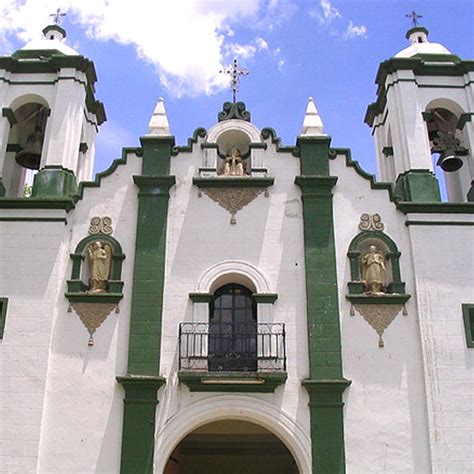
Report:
394,27,452,58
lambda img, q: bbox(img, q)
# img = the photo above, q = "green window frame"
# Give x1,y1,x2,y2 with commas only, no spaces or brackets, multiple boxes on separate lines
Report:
0,297,8,338
462,304,474,348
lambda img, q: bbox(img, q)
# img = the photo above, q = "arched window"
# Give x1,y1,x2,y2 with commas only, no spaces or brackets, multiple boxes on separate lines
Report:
209,283,257,372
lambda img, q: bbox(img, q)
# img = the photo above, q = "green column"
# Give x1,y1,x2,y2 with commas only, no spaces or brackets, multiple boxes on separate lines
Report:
118,136,175,474
295,135,351,474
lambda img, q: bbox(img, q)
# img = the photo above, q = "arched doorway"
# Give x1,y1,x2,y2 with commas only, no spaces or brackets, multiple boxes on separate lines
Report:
164,420,299,474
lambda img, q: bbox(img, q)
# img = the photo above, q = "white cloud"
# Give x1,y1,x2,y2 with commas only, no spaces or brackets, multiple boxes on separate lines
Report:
310,0,341,25
0,0,277,97
344,21,367,39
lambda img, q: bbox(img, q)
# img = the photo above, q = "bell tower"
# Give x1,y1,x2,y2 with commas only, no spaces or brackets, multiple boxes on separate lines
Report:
0,20,105,198
365,23,474,202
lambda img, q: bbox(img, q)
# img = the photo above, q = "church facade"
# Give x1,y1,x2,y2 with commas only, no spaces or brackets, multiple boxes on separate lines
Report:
0,22,473,474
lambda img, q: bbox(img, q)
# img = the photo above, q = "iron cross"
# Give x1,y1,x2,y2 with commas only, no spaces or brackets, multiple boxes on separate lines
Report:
220,59,249,103
405,11,423,27
50,8,66,25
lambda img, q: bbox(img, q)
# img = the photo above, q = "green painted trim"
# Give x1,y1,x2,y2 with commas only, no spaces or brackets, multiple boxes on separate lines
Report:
365,57,473,126
346,294,411,305
253,293,278,304
2,108,17,126
329,148,397,202
0,217,67,223
396,202,474,214
79,142,88,153
193,176,274,189
297,136,332,175
75,147,141,201
395,170,441,202
0,179,6,197
461,304,474,348
405,26,429,39
189,292,213,303
457,113,474,130
178,371,287,393
172,127,207,154
260,128,300,155
32,167,78,200
65,292,123,304
382,146,393,157
42,24,66,38
0,297,8,338
0,55,106,125
218,101,251,122
405,220,474,226
117,375,166,474
139,135,175,175
0,198,75,211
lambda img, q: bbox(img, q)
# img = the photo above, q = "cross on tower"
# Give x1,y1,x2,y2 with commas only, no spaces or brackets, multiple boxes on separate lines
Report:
220,59,249,103
49,8,66,25
405,10,423,27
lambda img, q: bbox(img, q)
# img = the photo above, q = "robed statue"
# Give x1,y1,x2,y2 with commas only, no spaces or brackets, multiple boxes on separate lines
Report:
223,146,246,176
87,241,112,293
362,245,386,294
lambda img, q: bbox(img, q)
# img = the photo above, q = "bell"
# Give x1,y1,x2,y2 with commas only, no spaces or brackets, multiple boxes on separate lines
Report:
15,128,43,170
437,149,463,172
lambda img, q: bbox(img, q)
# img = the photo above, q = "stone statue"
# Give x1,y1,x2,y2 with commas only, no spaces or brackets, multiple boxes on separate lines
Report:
223,146,246,176
87,241,111,293
362,245,386,294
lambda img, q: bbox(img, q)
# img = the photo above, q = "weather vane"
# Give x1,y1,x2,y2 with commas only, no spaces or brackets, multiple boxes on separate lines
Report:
50,8,66,25
405,10,423,27
220,59,249,103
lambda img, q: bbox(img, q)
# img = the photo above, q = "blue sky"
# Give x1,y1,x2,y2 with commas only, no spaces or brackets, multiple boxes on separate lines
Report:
1,0,473,176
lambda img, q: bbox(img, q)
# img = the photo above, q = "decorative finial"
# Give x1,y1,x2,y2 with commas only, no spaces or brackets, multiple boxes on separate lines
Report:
301,97,324,136
405,10,423,27
147,97,170,136
220,59,249,103
49,8,66,25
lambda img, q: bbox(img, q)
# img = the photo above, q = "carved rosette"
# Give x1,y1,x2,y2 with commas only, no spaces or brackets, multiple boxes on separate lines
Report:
352,304,404,348
70,302,118,346
200,187,266,224
358,213,384,232
89,216,113,235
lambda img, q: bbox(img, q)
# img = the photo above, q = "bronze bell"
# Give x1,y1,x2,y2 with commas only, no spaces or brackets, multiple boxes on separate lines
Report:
15,128,43,170
437,149,463,172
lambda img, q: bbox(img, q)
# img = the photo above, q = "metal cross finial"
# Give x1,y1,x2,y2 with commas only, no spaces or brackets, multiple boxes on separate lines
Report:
220,59,249,103
50,8,66,25
405,10,423,27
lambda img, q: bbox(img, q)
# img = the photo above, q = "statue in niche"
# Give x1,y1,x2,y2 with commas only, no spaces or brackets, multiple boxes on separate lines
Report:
361,245,386,295
223,146,246,176
87,241,112,293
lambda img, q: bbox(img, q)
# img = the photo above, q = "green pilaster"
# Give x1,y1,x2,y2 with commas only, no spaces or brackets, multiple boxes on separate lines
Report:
295,135,350,474
119,135,175,474
32,166,78,199
395,169,441,202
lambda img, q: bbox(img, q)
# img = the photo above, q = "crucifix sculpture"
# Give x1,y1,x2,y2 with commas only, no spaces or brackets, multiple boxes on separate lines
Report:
50,8,67,25
405,10,423,27
220,59,249,103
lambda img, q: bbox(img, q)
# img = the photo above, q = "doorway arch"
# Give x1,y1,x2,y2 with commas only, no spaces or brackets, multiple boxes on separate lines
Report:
156,395,312,473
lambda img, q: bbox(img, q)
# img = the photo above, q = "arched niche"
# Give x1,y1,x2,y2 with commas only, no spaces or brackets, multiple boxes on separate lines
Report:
156,396,312,474
347,231,405,295
203,120,265,175
423,98,472,202
66,234,125,297
2,95,50,197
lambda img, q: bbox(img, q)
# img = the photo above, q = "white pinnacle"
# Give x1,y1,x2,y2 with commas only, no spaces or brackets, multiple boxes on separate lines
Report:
301,96,324,136
148,97,170,135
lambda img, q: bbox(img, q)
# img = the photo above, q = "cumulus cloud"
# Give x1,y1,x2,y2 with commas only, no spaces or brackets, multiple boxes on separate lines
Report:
0,0,289,96
309,0,367,40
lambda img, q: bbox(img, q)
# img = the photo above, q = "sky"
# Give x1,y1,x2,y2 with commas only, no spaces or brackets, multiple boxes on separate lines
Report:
1,0,473,177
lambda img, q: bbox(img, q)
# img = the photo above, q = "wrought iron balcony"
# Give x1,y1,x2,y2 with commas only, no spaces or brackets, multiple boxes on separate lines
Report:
179,322,286,373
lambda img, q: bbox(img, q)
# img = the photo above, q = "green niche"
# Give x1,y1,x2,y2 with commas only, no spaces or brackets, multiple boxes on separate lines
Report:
32,167,78,199
117,376,166,474
395,170,441,202
218,102,251,122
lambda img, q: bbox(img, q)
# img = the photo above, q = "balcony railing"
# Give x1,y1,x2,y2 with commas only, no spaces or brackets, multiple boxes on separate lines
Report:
179,322,286,373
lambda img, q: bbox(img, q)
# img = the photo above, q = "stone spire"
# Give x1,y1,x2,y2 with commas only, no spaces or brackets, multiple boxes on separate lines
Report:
301,97,324,136
148,97,170,135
